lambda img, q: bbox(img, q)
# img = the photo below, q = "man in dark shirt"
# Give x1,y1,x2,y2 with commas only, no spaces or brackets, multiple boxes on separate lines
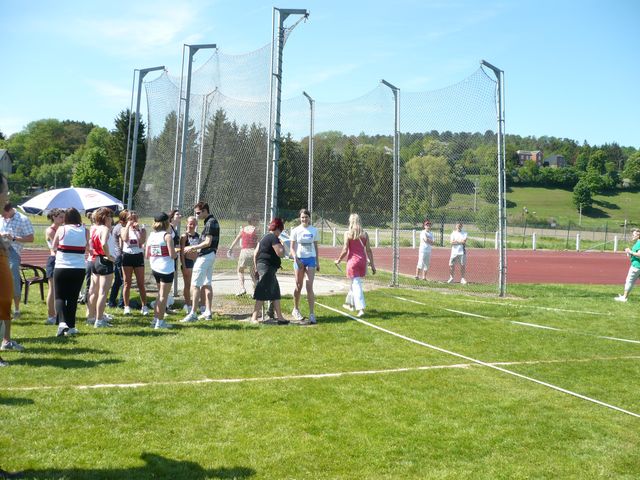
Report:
181,201,220,322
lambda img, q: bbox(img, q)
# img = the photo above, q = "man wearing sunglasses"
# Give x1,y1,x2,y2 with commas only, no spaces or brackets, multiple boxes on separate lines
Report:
181,202,220,322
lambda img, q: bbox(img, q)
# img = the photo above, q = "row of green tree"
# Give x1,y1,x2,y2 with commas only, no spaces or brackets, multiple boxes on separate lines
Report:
0,111,145,204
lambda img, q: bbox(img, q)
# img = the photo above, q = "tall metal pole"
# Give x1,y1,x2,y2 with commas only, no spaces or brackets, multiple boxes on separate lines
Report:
303,91,314,213
122,70,136,204
127,65,165,210
268,8,309,220
196,90,216,202
382,79,400,287
176,44,217,213
171,46,188,209
481,60,506,296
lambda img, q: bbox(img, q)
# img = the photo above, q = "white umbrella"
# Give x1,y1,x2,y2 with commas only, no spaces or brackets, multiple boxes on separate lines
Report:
19,187,124,215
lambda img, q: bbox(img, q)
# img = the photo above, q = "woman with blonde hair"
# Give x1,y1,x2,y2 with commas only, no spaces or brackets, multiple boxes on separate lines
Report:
87,207,116,328
120,210,149,315
335,213,376,317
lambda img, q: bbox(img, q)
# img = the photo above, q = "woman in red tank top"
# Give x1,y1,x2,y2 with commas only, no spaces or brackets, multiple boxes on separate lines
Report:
228,214,259,296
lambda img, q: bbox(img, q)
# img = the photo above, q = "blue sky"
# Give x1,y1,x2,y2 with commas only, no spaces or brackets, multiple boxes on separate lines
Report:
2,0,639,147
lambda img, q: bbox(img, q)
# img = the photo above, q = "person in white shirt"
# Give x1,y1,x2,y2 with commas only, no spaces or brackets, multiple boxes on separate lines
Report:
146,212,177,329
415,219,434,281
448,222,468,284
290,209,319,324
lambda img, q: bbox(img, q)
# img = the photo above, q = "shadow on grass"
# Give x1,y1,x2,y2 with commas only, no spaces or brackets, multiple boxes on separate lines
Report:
21,347,112,356
19,452,255,479
0,396,35,406
9,358,122,369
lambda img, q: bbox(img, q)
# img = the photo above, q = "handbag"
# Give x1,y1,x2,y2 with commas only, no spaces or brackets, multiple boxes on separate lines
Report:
93,255,114,275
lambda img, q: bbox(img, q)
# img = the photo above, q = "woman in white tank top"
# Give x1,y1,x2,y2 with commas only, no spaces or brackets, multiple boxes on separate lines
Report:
145,213,177,329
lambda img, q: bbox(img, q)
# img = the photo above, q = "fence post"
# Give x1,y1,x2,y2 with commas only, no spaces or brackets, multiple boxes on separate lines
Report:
614,235,619,252
603,222,608,252
576,233,580,251
565,221,571,249
412,229,416,249
332,228,336,247
532,232,537,251
494,231,498,249
375,228,379,248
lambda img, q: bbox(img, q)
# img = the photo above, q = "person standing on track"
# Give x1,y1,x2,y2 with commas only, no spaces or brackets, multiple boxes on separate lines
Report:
448,222,468,285
615,228,640,302
415,218,434,281
335,213,376,318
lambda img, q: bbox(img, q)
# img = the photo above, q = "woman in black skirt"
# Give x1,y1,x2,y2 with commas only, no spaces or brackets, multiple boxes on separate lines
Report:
251,218,288,324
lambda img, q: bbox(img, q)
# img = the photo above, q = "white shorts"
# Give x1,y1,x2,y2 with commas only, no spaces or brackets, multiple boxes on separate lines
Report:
417,249,432,270
449,254,466,267
192,251,216,287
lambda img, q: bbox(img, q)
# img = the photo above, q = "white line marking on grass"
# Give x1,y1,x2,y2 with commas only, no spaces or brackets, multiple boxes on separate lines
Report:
4,364,474,392
390,294,639,344
459,298,608,316
598,336,640,344
317,303,640,419
389,295,489,318
511,321,562,331
5,356,639,393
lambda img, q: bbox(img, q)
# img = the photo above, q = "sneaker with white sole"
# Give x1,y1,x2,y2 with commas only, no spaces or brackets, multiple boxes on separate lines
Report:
614,295,628,302
155,320,173,329
291,308,304,321
1,340,24,351
342,304,354,311
198,311,212,321
357,310,365,317
141,305,150,316
67,327,79,335
460,278,468,285
56,322,69,337
85,317,96,326
45,316,56,325
103,312,114,321
12,310,20,319
181,312,198,323
447,276,454,284
183,304,191,313
150,318,158,328
309,314,317,325
0,358,8,367
94,319,111,328
123,306,131,315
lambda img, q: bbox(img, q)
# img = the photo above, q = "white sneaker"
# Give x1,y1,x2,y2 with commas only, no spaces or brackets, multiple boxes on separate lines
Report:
357,310,365,317
198,311,212,321
183,304,191,313
1,340,24,351
45,316,56,325
57,322,69,337
460,278,468,285
123,306,131,315
141,305,150,316
85,317,96,326
150,318,158,328
199,306,206,314
614,295,628,302
103,312,114,320
447,276,454,284
181,312,198,323
155,320,173,329
67,327,79,336
292,309,304,321
342,304,354,311
309,314,317,325
94,319,111,328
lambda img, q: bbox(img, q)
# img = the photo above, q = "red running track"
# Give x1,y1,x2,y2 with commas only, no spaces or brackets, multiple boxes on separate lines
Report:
21,247,628,285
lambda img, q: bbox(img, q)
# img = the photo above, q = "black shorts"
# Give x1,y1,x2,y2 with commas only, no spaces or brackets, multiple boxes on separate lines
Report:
45,255,56,279
152,270,174,284
122,252,145,268
91,256,115,276
183,258,195,269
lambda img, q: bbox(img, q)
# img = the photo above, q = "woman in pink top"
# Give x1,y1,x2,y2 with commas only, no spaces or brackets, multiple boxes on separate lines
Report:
228,214,259,296
334,213,376,317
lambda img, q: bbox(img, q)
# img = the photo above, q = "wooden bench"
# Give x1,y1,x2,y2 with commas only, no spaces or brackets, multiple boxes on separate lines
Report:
20,263,47,303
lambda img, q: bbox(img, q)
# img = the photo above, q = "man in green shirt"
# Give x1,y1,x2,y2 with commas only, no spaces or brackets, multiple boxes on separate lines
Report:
615,229,640,302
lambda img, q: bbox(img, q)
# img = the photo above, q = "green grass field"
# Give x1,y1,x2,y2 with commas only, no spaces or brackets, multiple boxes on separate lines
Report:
506,186,640,228
1,282,638,479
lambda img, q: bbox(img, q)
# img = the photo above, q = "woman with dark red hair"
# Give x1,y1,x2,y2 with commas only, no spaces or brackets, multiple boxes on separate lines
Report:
251,218,288,324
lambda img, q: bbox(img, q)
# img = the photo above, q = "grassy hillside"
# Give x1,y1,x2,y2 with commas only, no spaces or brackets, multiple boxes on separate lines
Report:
506,186,640,228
